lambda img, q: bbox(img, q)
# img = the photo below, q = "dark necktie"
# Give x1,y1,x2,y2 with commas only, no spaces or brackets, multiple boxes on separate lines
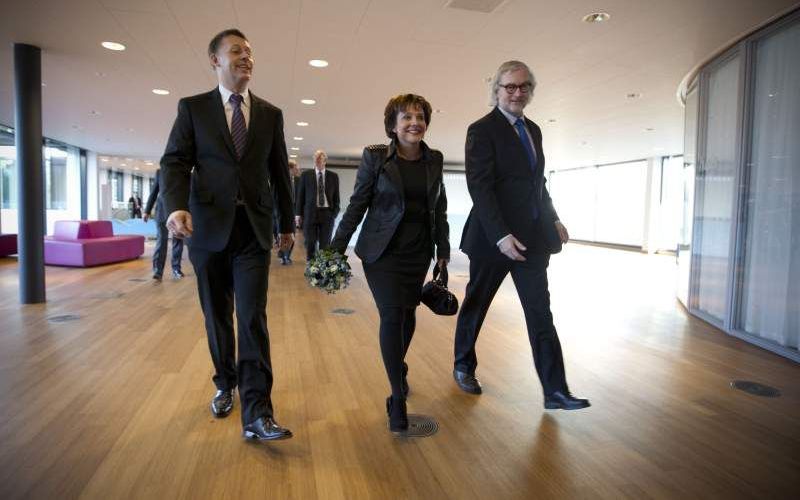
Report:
229,93,247,160
317,171,325,207
514,117,539,219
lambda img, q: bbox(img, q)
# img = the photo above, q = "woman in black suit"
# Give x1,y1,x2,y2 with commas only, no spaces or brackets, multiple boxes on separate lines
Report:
331,94,449,433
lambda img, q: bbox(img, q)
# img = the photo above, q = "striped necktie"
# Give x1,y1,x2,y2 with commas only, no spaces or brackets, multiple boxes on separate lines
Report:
229,93,246,159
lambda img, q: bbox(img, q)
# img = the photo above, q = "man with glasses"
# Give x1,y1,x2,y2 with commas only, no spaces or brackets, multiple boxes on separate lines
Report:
452,60,590,411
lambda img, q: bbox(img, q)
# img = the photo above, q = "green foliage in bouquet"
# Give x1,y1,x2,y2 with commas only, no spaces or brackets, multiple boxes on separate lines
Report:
304,249,353,294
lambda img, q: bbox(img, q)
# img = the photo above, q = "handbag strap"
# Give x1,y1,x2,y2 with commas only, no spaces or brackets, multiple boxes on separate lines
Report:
432,263,449,287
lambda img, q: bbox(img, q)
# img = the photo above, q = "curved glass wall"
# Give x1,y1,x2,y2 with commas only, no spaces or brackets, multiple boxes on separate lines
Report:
684,10,800,360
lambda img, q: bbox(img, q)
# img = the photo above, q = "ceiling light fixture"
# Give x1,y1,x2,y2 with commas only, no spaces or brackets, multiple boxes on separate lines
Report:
582,12,610,23
101,41,126,51
290,147,300,151
300,99,316,105
152,88,170,95
308,59,329,68
627,93,642,99
293,136,303,141
120,163,127,167
296,121,309,127
289,154,297,158
547,118,557,123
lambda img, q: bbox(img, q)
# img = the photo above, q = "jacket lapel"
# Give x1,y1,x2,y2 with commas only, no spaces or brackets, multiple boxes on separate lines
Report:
210,88,237,160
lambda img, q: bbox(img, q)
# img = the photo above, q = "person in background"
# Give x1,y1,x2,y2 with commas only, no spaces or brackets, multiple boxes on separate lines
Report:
143,169,184,280
296,150,340,261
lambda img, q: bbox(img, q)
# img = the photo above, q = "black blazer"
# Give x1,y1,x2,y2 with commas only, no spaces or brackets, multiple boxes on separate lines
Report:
160,88,294,252
296,169,340,224
144,170,167,222
331,141,450,264
460,107,559,259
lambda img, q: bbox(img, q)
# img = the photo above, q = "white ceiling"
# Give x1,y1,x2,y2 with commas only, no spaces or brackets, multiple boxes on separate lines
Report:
1,0,797,170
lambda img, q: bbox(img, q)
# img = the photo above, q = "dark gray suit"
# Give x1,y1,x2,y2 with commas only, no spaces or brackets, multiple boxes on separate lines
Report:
455,106,568,396
296,168,340,260
161,87,294,425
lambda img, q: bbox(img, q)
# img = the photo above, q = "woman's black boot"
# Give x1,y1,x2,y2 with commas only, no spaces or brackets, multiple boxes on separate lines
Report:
386,395,408,433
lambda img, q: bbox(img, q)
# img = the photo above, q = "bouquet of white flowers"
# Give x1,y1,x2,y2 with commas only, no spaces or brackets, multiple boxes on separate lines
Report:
304,249,353,294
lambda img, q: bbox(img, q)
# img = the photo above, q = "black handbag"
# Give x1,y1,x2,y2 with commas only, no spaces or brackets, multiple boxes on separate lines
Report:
421,264,459,316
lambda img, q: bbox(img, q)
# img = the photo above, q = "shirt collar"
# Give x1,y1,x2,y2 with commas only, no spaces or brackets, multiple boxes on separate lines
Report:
497,106,525,126
219,84,250,108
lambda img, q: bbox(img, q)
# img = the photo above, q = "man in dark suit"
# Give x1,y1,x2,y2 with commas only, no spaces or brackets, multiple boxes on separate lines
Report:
143,169,184,280
295,149,340,261
453,60,590,411
161,29,295,441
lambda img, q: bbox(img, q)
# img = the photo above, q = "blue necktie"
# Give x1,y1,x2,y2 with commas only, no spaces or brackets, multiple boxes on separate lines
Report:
229,93,247,159
514,117,539,219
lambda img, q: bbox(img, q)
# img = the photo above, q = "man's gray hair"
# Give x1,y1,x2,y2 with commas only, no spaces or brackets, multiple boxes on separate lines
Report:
488,60,536,107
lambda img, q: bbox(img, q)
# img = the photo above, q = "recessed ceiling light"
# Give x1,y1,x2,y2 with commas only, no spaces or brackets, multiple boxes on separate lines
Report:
125,158,132,161
645,127,654,131
134,167,140,171
296,121,309,127
434,109,443,114
308,59,329,68
89,110,102,116
627,93,642,99
293,136,303,141
289,154,297,158
300,99,316,105
152,88,170,95
145,161,154,165
582,12,610,23
290,147,300,151
101,41,126,51
547,118,557,123
41,82,47,87
101,158,109,162
120,163,127,167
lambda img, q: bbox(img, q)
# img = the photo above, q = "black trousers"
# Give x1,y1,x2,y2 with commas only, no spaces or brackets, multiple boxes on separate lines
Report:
303,208,335,260
453,254,568,396
153,219,184,273
189,207,274,425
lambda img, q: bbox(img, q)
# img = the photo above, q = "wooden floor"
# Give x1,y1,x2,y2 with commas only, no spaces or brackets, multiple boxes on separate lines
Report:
0,241,798,499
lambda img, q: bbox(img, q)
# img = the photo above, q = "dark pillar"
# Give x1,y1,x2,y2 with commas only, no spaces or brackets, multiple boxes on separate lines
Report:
79,149,88,219
14,43,46,304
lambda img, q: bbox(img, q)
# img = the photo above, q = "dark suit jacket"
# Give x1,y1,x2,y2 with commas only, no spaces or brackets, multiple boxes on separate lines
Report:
460,107,559,259
160,88,294,252
331,141,450,264
144,170,167,222
296,169,340,225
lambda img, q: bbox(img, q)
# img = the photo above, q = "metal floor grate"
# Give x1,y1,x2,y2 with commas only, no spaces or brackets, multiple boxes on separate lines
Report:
731,380,781,397
395,414,439,438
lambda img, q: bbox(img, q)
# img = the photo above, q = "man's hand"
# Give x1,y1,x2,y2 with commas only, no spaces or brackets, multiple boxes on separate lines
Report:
142,212,150,223
498,234,527,261
555,221,569,244
278,232,294,251
437,258,449,269
295,215,302,228
167,210,193,239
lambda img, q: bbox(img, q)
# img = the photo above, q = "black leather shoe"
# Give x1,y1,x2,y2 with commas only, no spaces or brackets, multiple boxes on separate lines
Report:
172,269,185,279
386,396,408,433
210,389,234,418
402,362,410,397
453,369,482,394
152,272,162,281
544,391,591,410
243,416,293,441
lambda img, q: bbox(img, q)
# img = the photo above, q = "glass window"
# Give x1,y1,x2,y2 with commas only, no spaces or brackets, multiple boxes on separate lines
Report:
738,22,800,349
678,85,699,306
110,171,124,203
693,55,740,323
44,143,68,210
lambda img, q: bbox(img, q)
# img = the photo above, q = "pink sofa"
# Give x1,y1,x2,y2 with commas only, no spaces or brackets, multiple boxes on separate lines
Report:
44,220,144,267
0,233,17,256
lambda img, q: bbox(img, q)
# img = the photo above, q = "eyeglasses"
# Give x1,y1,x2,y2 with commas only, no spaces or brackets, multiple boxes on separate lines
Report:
498,82,533,94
